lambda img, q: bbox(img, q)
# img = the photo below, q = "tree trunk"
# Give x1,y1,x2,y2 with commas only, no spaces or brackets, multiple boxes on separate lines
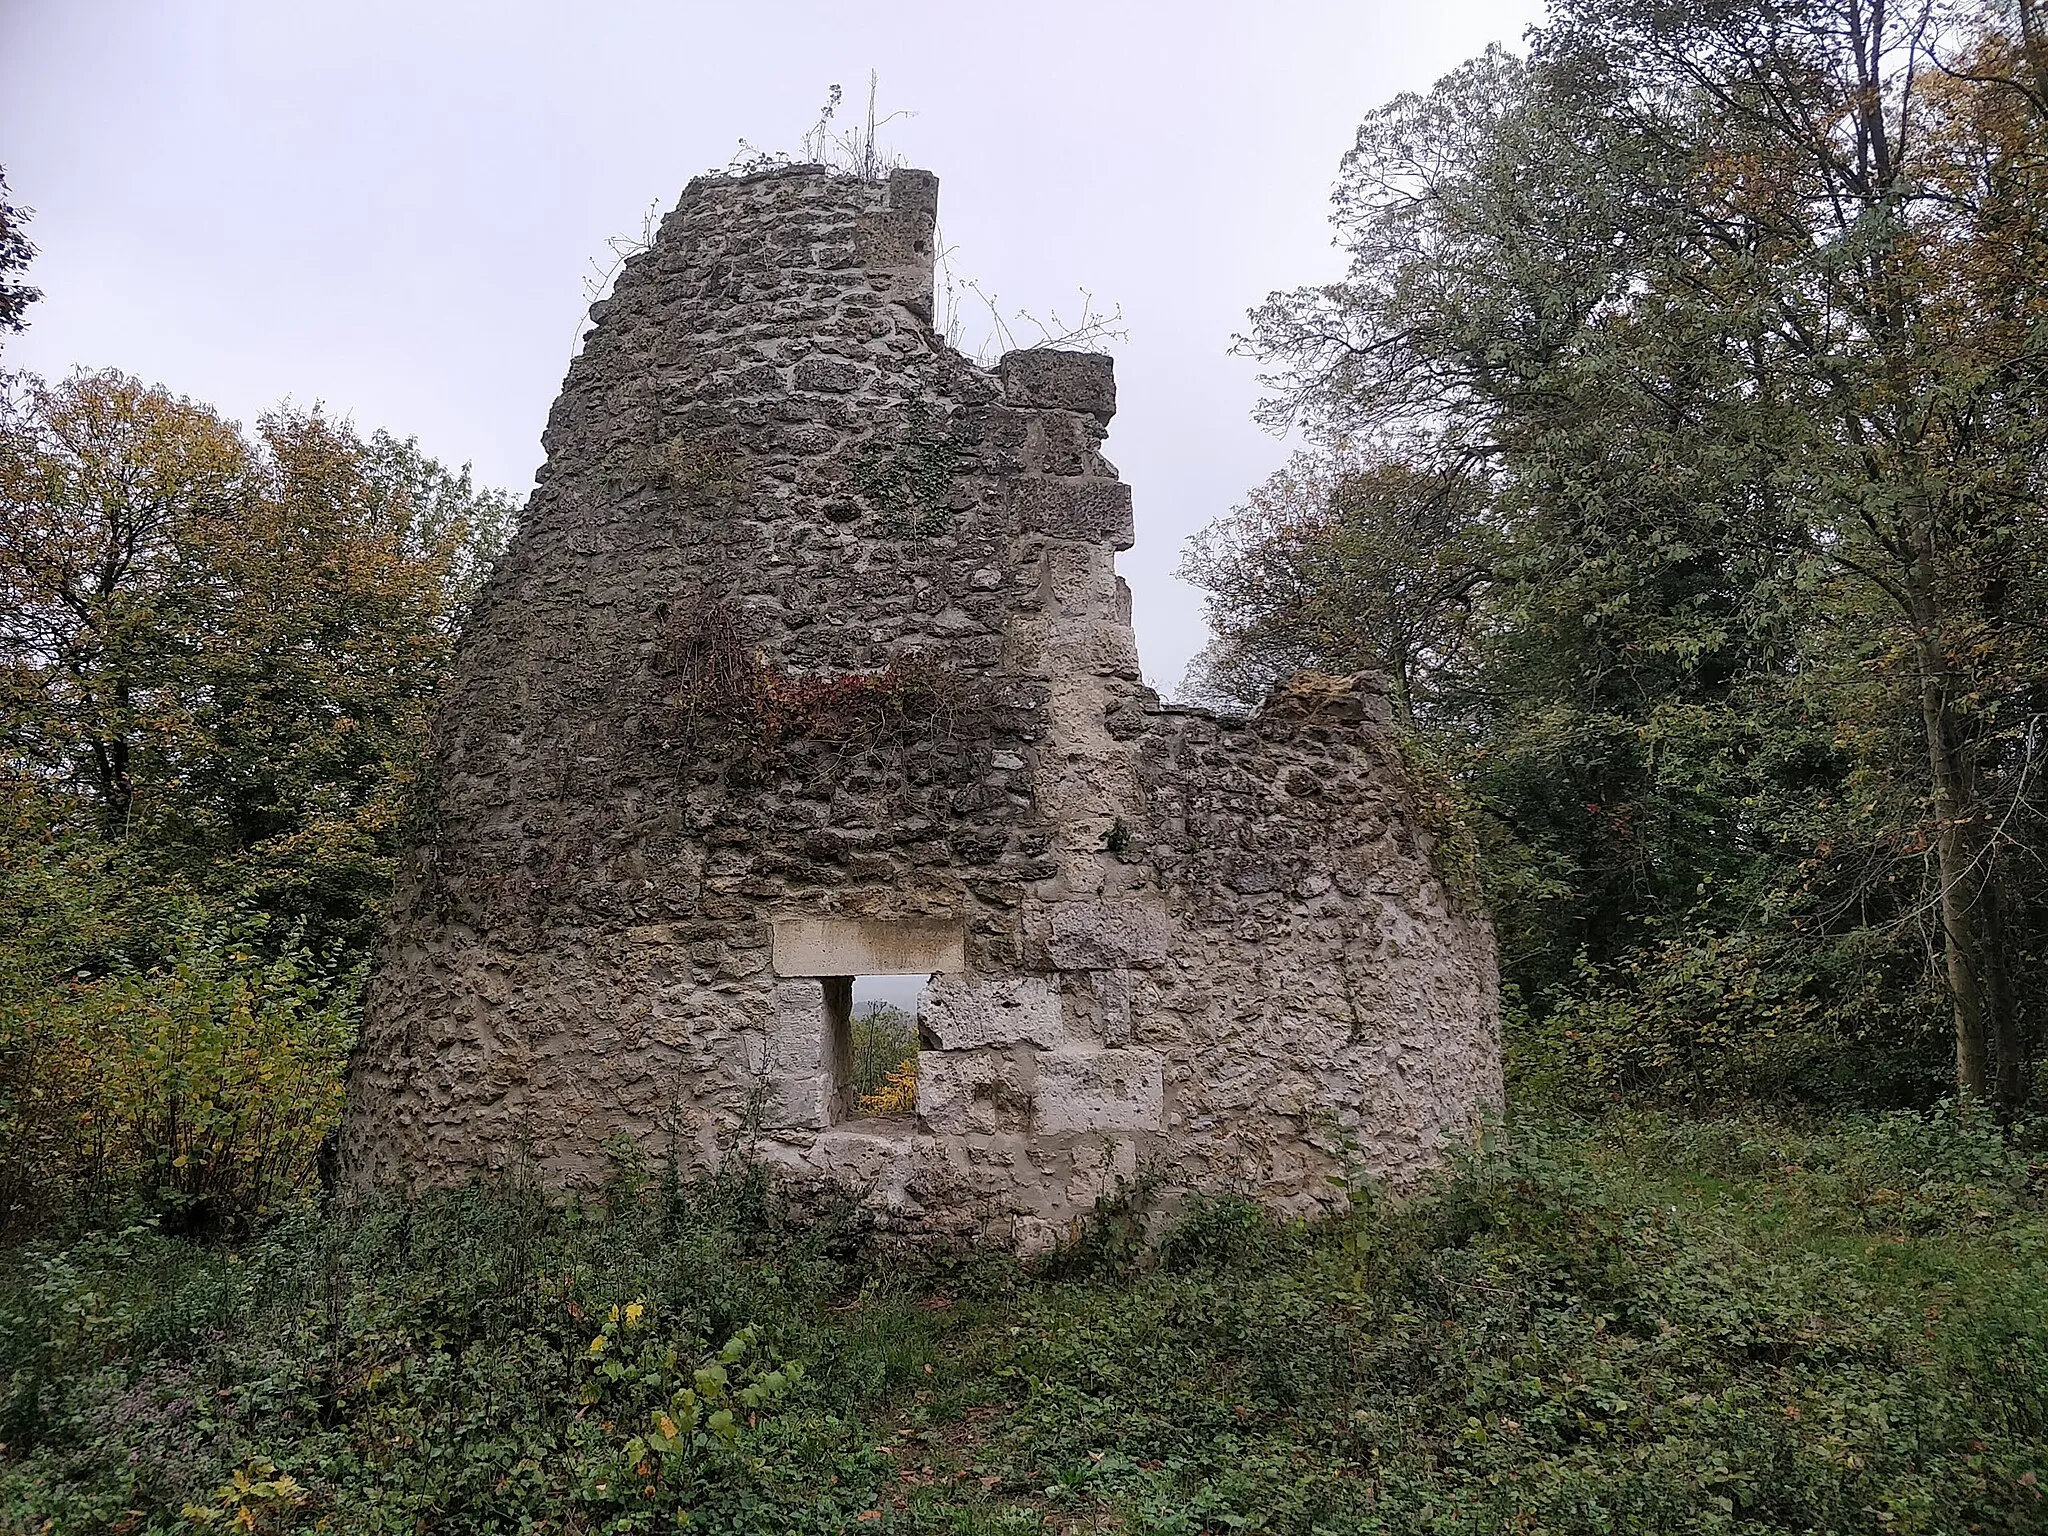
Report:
1917,645,1991,1099
1982,879,2026,1110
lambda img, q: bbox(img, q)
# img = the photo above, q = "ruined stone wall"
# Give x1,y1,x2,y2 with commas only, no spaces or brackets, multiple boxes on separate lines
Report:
339,165,1501,1248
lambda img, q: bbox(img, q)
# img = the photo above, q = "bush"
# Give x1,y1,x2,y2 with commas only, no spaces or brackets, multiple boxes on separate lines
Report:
2,1112,2043,1533
1510,928,1951,1112
0,916,357,1233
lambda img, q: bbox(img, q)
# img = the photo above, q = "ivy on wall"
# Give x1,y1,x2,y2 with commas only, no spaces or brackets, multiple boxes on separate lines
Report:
852,398,960,536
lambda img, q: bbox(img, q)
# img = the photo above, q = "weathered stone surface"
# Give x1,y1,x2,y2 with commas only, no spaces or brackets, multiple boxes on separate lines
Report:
338,164,1502,1245
918,974,1062,1050
1035,1046,1165,1133
1038,899,1174,970
917,1048,1035,1137
999,349,1116,422
771,917,964,977
1012,479,1135,550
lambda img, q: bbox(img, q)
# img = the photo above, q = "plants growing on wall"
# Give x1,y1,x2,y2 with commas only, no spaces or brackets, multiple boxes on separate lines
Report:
659,598,989,764
852,397,962,537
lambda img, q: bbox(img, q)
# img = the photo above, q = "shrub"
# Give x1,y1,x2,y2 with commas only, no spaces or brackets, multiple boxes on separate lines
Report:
2,1111,2044,1533
0,916,357,1232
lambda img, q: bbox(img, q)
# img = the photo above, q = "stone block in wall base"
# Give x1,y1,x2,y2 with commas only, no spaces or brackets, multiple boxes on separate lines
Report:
1012,480,1134,551
1066,1135,1140,1207
1013,1215,1064,1257
917,1048,1035,1137
763,1071,833,1131
1040,899,1173,970
805,1127,921,1211
1034,1046,1165,1134
919,975,1063,1049
999,349,1117,423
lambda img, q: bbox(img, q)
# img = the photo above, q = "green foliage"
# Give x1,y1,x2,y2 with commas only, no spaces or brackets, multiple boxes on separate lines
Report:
849,1001,920,1117
0,368,516,951
0,1169,907,1534
574,1310,807,1523
2,1111,2042,1533
854,398,962,536
1390,729,1484,909
0,165,39,340
0,368,517,1231
1180,451,1493,723
1515,929,1950,1112
0,912,357,1233
1198,2,2048,1108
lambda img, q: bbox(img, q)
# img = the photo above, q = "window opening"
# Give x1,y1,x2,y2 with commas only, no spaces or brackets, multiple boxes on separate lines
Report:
838,973,926,1119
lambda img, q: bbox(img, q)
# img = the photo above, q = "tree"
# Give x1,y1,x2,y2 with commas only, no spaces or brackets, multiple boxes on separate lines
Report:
0,371,249,832
0,368,516,951
1179,449,1492,724
0,368,517,1226
0,167,38,341
1211,0,2048,1106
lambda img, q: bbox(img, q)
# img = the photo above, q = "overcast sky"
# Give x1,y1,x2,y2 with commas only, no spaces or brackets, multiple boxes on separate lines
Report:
2,0,1544,695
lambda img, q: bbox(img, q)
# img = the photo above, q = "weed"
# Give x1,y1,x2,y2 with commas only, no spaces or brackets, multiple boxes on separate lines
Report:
3,1112,2043,1533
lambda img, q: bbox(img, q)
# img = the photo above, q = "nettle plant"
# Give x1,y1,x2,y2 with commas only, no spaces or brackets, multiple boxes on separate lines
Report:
577,1304,804,1517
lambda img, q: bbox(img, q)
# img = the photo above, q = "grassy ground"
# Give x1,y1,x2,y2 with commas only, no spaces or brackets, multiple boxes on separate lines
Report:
2,1110,2043,1535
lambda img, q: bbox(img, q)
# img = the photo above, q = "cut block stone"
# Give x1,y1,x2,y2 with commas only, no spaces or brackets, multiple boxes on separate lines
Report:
1034,1046,1165,1134
764,980,826,1070
853,168,939,318
763,1070,833,1131
917,1048,1035,1137
805,1127,920,1209
1011,479,1134,551
919,974,1063,1049
999,349,1116,423
1042,899,1173,970
1092,968,1133,1046
771,917,965,977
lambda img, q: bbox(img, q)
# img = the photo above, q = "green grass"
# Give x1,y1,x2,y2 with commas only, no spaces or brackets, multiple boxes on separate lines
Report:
2,1109,2043,1535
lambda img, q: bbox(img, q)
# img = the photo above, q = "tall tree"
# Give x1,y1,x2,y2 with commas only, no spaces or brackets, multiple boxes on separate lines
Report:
0,369,516,1226
1214,0,2048,1104
0,369,516,950
0,167,38,342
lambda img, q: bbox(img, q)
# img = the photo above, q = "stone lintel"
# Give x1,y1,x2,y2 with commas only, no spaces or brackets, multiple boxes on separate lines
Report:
771,916,965,977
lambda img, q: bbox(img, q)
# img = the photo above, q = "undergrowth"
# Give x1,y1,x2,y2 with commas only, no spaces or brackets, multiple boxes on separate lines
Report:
2,1109,2042,1534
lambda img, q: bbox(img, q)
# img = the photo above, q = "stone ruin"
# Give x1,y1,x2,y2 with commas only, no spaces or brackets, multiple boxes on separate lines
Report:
338,165,1502,1250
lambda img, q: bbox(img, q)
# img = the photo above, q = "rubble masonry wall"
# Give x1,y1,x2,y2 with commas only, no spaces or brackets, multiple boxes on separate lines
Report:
338,165,1502,1250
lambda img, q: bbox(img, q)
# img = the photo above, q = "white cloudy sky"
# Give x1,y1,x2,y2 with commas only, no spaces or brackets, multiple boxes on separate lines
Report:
2,0,1543,695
